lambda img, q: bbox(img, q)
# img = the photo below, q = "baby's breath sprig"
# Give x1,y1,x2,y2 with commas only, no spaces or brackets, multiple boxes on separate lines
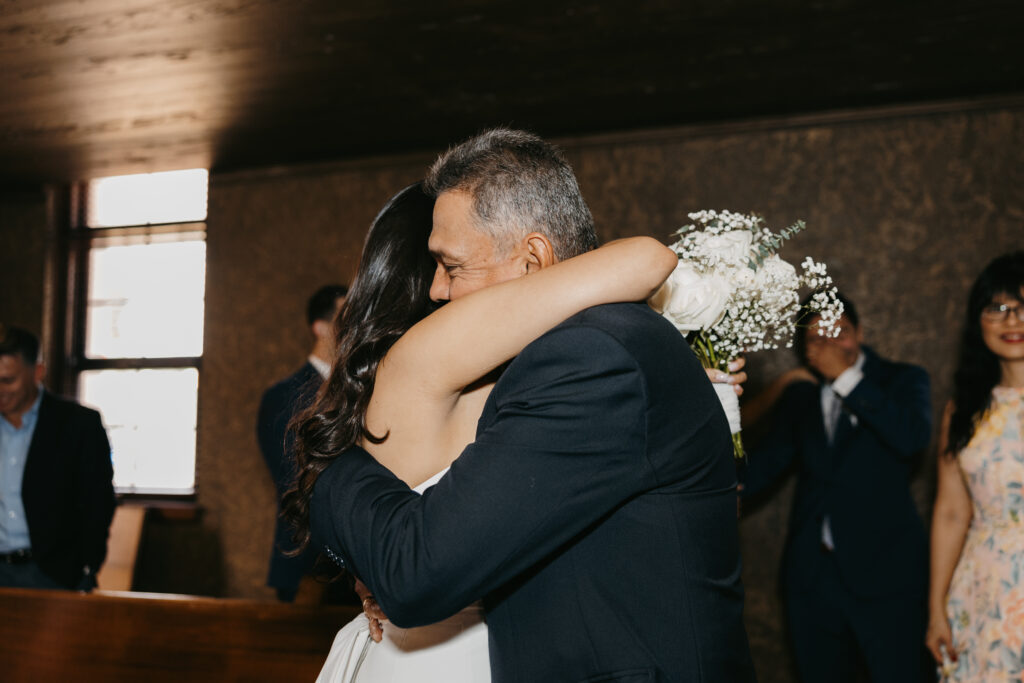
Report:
748,219,806,270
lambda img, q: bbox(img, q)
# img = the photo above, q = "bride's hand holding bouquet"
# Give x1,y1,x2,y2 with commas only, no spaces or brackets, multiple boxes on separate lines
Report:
649,210,843,458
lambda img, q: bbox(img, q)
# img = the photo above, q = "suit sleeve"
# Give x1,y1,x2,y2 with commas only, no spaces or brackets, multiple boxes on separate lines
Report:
74,408,116,584
311,325,657,627
741,383,804,499
257,386,290,495
841,364,931,459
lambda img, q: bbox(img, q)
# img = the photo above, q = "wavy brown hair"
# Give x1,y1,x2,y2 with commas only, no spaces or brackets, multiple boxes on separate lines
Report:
282,182,437,553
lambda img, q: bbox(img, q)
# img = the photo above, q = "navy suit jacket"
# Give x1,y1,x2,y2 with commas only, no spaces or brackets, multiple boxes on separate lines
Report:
23,391,116,589
742,347,931,599
257,361,322,592
311,303,756,683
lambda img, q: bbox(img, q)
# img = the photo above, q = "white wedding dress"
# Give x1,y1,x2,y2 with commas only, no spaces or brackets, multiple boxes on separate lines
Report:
315,469,491,683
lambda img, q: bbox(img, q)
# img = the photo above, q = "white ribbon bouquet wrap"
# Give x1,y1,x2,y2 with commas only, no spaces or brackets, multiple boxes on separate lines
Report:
648,210,843,458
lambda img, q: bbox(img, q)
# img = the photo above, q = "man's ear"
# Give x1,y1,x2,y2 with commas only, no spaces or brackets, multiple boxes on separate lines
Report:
311,319,331,341
33,363,45,384
523,232,557,273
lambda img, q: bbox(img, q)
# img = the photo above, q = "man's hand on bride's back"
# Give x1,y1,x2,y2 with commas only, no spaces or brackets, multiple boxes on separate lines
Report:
355,578,389,643
706,357,747,396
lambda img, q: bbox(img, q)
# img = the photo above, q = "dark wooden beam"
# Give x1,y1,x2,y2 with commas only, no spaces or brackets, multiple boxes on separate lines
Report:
0,1,1021,182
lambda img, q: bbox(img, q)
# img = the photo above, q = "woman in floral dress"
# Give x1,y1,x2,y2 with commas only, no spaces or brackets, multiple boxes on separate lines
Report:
928,251,1024,681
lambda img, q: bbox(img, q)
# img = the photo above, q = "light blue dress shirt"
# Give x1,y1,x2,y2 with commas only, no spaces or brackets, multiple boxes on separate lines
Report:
0,389,42,552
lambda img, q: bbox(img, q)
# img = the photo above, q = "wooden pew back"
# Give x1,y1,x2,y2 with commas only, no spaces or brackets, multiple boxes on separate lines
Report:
0,587,360,682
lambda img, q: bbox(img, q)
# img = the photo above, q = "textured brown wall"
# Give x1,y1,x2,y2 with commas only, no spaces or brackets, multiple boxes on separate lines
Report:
0,190,48,335
193,104,1021,682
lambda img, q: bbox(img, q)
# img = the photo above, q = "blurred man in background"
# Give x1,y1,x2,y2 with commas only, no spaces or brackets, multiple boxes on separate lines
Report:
0,324,115,590
257,285,347,602
741,293,931,683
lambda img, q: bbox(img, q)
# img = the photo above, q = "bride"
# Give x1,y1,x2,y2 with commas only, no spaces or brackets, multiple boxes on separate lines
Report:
284,181,733,681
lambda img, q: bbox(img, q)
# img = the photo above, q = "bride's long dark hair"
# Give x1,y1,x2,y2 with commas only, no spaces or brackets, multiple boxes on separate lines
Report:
947,250,1024,455
282,182,437,552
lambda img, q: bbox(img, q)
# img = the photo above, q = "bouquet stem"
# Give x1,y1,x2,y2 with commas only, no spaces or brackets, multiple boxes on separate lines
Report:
732,432,745,460
690,331,745,460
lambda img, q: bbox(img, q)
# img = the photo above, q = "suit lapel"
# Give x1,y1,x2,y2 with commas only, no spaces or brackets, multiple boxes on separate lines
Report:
831,408,854,448
23,391,56,496
806,384,829,448
297,362,321,402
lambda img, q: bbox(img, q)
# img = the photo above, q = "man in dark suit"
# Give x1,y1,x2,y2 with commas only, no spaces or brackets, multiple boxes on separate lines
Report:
310,129,756,682
257,284,346,602
0,324,115,590
741,295,931,683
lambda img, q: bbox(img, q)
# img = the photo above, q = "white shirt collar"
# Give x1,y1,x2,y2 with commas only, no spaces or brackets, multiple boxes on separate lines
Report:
308,354,331,379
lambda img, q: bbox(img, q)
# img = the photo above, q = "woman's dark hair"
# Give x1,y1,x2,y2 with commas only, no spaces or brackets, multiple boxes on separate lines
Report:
947,251,1024,455
282,182,437,552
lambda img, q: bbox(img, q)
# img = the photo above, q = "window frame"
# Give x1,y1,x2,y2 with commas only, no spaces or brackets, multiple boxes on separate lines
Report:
61,183,206,501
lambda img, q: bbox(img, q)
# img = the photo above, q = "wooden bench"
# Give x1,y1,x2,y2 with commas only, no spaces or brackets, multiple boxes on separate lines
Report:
0,587,360,682
96,503,148,591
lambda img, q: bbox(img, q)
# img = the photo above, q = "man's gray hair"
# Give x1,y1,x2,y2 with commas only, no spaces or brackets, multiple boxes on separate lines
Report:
424,128,598,260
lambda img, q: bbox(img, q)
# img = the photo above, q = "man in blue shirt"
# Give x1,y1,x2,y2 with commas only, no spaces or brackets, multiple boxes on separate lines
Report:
0,324,115,590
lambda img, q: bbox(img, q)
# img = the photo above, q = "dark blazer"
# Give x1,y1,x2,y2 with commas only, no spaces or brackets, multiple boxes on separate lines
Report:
312,303,756,683
23,390,116,589
742,346,931,599
256,361,322,593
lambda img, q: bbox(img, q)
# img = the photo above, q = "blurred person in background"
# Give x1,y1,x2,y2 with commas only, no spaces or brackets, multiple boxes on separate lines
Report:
0,324,115,590
257,284,348,603
927,251,1024,682
742,292,932,683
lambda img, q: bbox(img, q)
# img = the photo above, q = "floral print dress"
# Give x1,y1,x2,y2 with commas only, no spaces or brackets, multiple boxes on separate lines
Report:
946,386,1024,682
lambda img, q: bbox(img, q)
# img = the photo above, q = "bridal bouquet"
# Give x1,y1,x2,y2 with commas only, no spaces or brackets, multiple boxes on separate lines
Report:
649,210,843,458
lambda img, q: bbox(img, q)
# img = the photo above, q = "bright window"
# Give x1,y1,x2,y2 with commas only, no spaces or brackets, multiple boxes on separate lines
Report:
85,235,206,359
71,169,207,496
79,368,199,494
85,169,208,227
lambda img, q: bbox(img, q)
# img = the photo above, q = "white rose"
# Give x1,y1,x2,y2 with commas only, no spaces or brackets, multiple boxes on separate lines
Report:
703,230,753,265
649,261,730,333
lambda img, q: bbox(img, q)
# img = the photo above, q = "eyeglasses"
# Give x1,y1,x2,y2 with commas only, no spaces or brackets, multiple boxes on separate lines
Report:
981,302,1024,323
